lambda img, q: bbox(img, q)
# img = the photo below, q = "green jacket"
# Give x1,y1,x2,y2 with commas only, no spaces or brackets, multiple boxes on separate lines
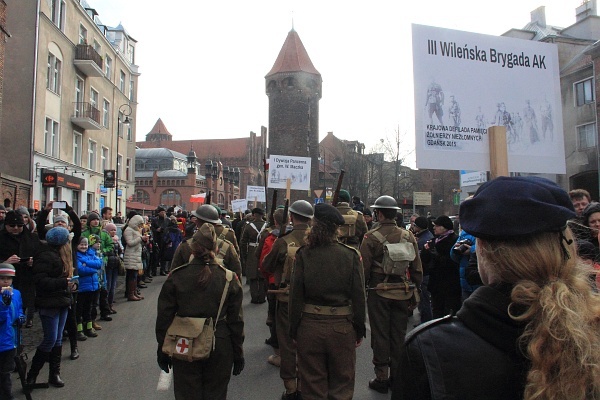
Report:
81,226,113,263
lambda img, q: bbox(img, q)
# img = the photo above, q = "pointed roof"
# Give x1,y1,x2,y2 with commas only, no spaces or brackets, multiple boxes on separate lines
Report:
147,118,171,136
266,29,320,77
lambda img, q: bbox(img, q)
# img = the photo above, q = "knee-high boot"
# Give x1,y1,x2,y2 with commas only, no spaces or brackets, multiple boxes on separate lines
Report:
26,349,50,385
127,280,141,301
48,346,65,387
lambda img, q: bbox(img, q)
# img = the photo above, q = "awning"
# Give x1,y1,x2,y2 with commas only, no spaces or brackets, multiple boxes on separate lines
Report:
125,201,157,211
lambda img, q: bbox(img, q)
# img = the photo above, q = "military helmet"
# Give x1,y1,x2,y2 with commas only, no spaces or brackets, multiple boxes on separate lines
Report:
370,195,401,210
191,204,220,224
289,200,314,218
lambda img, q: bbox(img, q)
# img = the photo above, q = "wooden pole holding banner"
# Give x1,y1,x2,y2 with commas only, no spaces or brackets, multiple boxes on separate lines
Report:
254,197,258,208
488,126,509,179
286,178,291,201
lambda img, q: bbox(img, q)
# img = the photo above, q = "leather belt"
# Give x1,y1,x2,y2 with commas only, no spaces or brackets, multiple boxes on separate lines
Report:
302,304,352,316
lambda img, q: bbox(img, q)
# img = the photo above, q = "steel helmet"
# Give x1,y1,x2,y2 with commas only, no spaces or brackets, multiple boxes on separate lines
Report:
289,200,314,218
370,195,401,210
191,205,220,224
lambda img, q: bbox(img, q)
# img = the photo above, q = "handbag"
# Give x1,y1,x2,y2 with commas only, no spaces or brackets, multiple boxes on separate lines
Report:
118,259,125,276
162,266,233,361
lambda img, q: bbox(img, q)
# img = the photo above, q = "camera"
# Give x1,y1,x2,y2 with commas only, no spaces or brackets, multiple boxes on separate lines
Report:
455,239,473,253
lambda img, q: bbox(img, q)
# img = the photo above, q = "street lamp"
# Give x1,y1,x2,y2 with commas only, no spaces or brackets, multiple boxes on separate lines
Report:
116,104,132,213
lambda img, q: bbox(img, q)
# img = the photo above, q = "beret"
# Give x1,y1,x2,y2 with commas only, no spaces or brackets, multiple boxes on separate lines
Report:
252,208,265,215
0,263,15,277
314,203,345,225
414,216,429,230
192,223,217,251
363,209,372,217
460,176,575,240
338,190,351,203
4,211,24,226
46,227,70,246
212,205,222,215
433,215,454,231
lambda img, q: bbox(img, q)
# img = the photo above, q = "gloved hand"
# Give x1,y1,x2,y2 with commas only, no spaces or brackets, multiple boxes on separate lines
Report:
18,315,26,326
2,290,12,306
232,357,245,376
157,347,171,373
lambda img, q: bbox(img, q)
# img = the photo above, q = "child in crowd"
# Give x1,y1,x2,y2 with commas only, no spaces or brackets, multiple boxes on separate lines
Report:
0,263,25,399
103,224,122,314
75,237,102,338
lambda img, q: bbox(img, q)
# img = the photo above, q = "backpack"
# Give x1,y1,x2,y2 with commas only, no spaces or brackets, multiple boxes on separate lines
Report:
338,210,358,239
371,228,416,276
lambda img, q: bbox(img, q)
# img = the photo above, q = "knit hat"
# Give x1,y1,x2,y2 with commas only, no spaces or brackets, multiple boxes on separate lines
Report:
88,234,101,246
192,223,217,251
0,263,15,277
87,212,100,225
414,216,430,230
54,214,68,225
15,206,30,218
582,202,600,227
460,176,575,240
104,223,117,232
4,211,24,226
46,227,70,246
433,215,454,231
314,203,345,225
0,205,5,212
338,190,351,203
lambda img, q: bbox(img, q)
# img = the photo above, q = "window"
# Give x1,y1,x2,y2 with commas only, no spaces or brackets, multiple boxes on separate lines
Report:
90,88,98,108
44,118,59,157
50,0,66,31
103,99,110,128
575,78,594,106
88,140,97,170
129,80,134,101
86,192,94,214
73,131,82,166
105,55,112,79
46,52,62,94
101,146,108,171
118,111,125,138
74,77,84,116
160,189,182,205
79,24,87,45
128,43,135,64
577,123,597,149
119,70,125,92
126,158,132,180
134,189,150,204
71,190,80,215
93,40,101,53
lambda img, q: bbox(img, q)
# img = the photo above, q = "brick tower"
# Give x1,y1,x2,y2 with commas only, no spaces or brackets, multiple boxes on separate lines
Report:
266,29,322,203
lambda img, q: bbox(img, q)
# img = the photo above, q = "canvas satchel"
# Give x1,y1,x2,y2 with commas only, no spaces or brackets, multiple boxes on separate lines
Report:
162,267,233,361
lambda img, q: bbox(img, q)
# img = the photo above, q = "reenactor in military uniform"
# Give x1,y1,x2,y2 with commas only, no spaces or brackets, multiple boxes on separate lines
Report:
240,208,266,303
156,224,245,399
335,189,368,250
171,205,242,278
212,205,240,255
263,200,313,400
360,195,423,394
289,203,366,400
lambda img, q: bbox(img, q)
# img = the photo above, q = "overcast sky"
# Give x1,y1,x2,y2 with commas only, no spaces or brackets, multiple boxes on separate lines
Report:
91,0,578,167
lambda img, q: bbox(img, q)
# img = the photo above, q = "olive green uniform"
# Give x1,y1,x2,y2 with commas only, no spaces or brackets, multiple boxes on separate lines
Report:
156,259,244,400
336,202,368,249
360,221,423,383
215,224,240,255
263,224,309,393
171,235,242,279
240,218,266,303
289,242,366,400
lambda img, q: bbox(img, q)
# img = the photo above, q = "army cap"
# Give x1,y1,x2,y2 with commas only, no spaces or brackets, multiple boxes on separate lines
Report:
314,203,344,225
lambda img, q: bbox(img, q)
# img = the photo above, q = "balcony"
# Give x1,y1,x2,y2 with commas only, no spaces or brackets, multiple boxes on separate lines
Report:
71,102,101,130
74,44,104,77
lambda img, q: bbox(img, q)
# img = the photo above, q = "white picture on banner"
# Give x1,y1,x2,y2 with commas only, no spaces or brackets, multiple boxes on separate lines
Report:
246,186,266,202
412,24,565,174
268,155,311,190
231,199,248,213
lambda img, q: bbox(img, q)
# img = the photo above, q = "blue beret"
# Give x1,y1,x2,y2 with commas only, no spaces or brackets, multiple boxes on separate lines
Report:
314,203,345,225
459,176,575,240
46,227,70,246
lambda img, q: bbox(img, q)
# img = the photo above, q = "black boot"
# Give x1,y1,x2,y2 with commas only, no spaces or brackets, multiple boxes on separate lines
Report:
0,372,14,400
26,349,50,385
48,346,65,387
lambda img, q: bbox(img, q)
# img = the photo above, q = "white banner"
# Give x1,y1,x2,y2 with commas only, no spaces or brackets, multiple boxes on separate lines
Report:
231,199,248,213
245,186,266,203
460,170,488,187
267,155,311,190
413,24,565,174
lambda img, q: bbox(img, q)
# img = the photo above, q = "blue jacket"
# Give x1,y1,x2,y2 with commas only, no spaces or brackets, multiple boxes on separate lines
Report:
76,248,103,293
0,288,24,352
450,230,480,294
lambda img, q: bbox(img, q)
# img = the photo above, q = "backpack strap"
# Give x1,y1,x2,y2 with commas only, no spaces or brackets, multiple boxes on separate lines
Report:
218,227,229,241
371,230,389,245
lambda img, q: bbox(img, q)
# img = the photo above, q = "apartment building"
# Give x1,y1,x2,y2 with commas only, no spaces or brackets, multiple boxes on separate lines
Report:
2,0,139,215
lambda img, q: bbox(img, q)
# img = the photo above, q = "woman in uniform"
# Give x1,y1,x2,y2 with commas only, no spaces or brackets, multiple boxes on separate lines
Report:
393,176,600,400
289,203,366,400
155,223,245,400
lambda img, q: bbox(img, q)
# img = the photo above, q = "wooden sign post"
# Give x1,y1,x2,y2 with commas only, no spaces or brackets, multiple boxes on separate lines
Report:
286,178,292,201
488,126,509,179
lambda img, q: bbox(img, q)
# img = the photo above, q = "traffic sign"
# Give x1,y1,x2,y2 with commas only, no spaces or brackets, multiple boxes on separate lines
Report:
314,197,324,205
314,189,323,198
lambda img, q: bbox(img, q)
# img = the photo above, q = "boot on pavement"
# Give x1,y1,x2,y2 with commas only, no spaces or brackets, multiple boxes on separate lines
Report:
92,320,102,330
83,321,98,338
368,378,389,394
48,346,65,387
26,349,50,385
127,280,141,301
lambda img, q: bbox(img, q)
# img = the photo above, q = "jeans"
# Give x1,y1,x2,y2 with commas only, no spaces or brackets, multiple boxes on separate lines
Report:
106,267,119,305
38,307,69,352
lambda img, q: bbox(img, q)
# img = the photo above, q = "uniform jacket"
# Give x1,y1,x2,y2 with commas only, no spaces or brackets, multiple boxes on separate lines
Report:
32,244,71,309
263,223,310,286
289,242,366,339
76,248,103,293
215,224,240,255
335,202,368,247
123,215,145,270
156,259,245,360
360,221,423,288
392,285,528,400
240,218,265,278
0,288,23,352
420,231,460,295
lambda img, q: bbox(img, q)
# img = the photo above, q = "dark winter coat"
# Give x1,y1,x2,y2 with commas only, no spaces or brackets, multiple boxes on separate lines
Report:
32,244,72,309
160,223,183,262
420,232,460,295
